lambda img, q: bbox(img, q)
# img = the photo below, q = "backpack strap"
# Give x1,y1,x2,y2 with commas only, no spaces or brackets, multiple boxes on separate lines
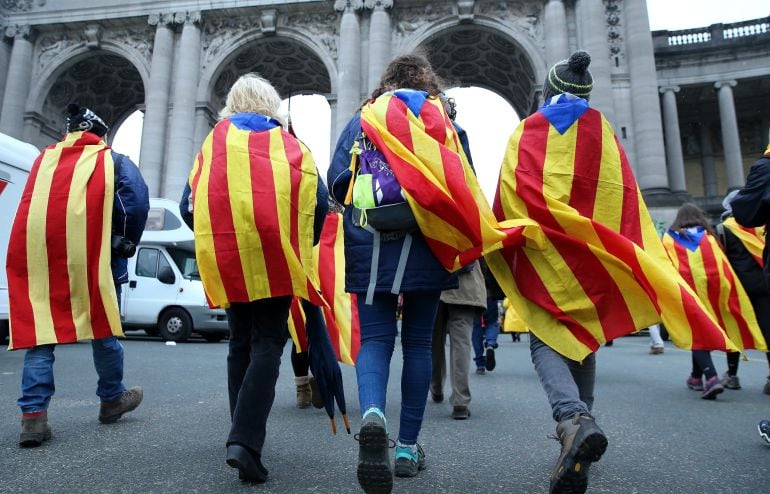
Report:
360,226,414,304
391,233,412,295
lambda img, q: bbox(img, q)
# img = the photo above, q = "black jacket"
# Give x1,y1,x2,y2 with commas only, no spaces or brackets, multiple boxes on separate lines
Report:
731,151,770,285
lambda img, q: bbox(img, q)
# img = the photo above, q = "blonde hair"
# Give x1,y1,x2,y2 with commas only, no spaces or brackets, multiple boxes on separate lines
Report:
219,73,282,121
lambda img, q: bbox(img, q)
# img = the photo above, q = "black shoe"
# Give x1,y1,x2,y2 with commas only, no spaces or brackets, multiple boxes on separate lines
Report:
356,410,393,493
226,444,267,483
549,413,608,494
430,391,444,403
452,406,470,420
485,347,496,372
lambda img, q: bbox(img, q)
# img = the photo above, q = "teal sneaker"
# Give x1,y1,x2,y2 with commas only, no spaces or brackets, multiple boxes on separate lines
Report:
355,408,392,493
393,442,426,478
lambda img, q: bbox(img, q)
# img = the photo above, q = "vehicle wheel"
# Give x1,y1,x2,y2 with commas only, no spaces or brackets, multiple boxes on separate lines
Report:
144,327,160,337
202,333,225,343
159,308,193,342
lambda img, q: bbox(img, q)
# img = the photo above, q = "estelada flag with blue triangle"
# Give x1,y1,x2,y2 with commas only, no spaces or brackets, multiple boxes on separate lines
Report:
485,93,739,361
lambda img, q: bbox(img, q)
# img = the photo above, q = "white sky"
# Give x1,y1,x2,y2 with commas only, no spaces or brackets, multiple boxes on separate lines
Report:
112,1,768,200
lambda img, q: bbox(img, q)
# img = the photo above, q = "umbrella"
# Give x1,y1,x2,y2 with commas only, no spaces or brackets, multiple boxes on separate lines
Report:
302,299,350,434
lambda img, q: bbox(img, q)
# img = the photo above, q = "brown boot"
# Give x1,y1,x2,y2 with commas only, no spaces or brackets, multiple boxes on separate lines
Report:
19,412,52,447
99,386,143,424
549,413,607,494
295,378,312,409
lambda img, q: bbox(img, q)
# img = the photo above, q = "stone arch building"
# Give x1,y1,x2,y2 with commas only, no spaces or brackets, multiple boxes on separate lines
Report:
0,0,768,220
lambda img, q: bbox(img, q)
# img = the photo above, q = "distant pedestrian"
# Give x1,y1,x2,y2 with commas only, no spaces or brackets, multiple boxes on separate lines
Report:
472,260,505,374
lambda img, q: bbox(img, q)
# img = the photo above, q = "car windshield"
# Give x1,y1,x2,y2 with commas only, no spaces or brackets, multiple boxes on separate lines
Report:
166,247,200,279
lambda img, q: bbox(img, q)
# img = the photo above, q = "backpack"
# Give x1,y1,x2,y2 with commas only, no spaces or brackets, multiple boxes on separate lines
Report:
350,133,418,232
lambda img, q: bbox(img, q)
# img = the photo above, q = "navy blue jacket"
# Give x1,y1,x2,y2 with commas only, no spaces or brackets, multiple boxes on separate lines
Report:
111,151,150,284
328,113,475,294
731,152,770,286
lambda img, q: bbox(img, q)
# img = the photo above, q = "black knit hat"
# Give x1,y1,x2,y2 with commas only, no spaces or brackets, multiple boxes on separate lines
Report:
66,103,109,137
542,50,593,101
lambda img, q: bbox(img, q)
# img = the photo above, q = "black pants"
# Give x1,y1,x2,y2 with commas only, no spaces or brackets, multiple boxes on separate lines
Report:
225,296,292,455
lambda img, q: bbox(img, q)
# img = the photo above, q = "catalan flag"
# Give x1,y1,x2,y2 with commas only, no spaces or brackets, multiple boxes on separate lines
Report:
7,131,121,350
288,213,360,364
485,94,738,361
188,117,322,308
722,217,765,268
501,298,528,333
357,90,542,272
663,228,766,351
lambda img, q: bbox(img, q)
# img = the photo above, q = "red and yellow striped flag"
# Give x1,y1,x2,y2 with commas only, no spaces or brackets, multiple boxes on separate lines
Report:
359,90,542,272
188,119,322,308
288,213,360,365
501,298,528,333
7,131,121,350
722,217,765,268
663,229,766,351
485,98,738,361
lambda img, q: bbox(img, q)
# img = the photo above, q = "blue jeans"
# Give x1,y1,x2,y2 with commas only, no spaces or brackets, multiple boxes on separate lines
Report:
472,298,500,368
530,333,595,423
356,291,441,445
17,337,126,413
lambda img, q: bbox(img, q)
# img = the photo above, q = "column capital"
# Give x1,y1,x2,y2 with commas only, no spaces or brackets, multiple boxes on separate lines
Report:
334,0,364,12
172,11,202,26
4,24,33,41
714,80,737,90
659,85,680,94
148,12,176,27
363,0,393,9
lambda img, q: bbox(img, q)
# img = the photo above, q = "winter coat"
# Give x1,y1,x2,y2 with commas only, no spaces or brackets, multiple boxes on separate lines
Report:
721,225,767,295
731,150,770,284
111,151,150,284
439,261,487,312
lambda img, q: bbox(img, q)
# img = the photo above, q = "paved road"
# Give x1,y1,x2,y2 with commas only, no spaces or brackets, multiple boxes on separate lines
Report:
1,333,768,493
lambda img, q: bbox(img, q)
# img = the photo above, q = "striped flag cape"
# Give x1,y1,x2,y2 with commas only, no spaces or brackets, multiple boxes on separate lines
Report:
7,131,121,350
188,117,323,308
501,298,528,333
662,228,766,351
485,94,738,361
288,213,360,365
357,89,542,272
722,217,765,268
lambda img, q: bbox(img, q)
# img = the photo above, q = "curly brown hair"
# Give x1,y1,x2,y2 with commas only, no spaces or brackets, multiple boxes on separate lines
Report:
369,52,445,102
670,203,715,236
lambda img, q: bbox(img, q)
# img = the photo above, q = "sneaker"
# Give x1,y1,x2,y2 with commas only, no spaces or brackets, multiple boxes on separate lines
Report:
475,367,486,375
99,386,143,424
763,376,770,395
19,412,52,448
296,383,312,408
452,406,470,420
758,420,770,445
394,442,426,478
701,375,724,400
686,377,704,391
356,408,392,494
226,443,268,483
720,373,741,390
309,376,324,409
549,413,608,494
649,347,664,355
485,347,496,372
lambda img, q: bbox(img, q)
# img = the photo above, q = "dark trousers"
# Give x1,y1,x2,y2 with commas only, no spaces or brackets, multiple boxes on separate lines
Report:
225,296,292,455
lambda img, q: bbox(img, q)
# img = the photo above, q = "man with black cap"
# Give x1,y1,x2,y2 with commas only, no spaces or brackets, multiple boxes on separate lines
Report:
6,103,149,447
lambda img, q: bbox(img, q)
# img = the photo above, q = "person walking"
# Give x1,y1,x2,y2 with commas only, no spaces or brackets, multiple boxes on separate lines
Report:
7,103,149,447
472,260,505,373
648,324,665,354
430,260,487,419
180,73,328,483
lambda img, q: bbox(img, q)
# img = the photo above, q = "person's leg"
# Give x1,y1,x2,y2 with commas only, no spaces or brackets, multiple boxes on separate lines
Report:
692,350,724,399
92,337,126,402
483,299,500,349
225,302,253,418
648,324,664,353
447,305,473,414
18,345,56,447
529,334,590,422
471,316,486,371
291,343,312,408
722,352,742,389
566,352,595,412
430,302,448,403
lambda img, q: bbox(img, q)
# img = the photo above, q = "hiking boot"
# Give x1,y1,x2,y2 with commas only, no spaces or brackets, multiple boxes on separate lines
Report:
549,413,608,494
309,376,324,409
701,376,724,400
356,408,392,494
720,373,741,390
764,376,770,395
686,377,704,391
759,420,770,445
99,386,143,424
485,346,496,371
475,367,486,375
296,383,312,408
452,406,470,420
226,443,268,483
19,412,52,447
394,442,426,478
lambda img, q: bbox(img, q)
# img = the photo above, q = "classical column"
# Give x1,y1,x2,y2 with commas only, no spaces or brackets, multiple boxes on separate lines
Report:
367,0,392,93
0,38,12,113
699,123,717,198
714,80,743,190
140,13,176,198
334,1,362,139
163,11,201,199
577,0,615,123
0,25,33,139
544,0,569,66
624,0,668,193
659,86,686,193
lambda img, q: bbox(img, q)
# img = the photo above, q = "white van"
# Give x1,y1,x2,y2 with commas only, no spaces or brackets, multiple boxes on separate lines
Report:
0,133,39,342
121,198,229,342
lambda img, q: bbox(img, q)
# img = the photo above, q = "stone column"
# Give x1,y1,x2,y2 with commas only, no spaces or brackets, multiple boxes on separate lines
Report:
334,1,362,139
0,37,12,114
0,25,33,139
140,13,176,198
624,0,668,193
544,0,569,66
659,86,686,193
366,0,392,93
578,0,615,123
163,11,201,199
714,80,743,190
699,123,717,198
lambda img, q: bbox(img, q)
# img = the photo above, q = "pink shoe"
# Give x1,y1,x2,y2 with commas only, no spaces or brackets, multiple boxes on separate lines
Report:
686,377,703,391
701,376,724,400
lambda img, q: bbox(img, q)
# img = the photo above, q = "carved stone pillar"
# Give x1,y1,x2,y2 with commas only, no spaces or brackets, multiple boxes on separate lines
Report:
366,0,392,93
335,1,362,140
141,13,176,198
0,25,33,139
544,0,569,66
659,86,686,193
624,0,668,193
578,0,615,123
163,11,201,199
699,123,717,198
0,37,11,114
714,80,743,190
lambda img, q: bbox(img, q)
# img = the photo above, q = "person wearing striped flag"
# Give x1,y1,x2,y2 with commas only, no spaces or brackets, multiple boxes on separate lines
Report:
8,103,149,447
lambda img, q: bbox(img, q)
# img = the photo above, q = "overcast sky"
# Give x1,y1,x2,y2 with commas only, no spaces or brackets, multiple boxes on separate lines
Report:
112,1,769,200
